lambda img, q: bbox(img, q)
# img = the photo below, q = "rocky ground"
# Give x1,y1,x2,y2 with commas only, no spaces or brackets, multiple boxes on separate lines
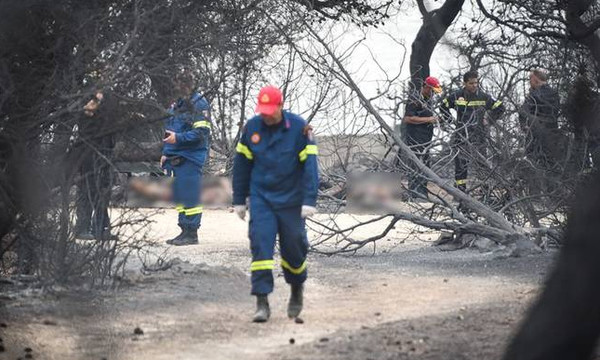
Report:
0,209,556,360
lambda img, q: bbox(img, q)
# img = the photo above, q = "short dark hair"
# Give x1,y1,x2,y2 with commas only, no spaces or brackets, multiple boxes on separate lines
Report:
531,69,548,82
175,75,195,90
463,70,479,83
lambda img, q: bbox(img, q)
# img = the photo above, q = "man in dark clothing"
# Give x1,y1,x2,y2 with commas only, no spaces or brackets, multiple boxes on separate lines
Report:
440,70,505,192
566,76,600,171
402,76,442,199
75,90,117,241
519,69,562,168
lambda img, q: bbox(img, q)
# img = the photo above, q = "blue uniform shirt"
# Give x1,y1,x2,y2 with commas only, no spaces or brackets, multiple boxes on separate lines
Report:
232,111,319,209
163,92,211,166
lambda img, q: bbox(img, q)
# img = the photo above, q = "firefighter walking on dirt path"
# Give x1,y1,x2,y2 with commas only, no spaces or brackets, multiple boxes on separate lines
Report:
232,85,319,323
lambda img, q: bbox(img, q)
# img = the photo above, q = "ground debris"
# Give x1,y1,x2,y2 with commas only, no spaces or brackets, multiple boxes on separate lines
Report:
0,210,554,360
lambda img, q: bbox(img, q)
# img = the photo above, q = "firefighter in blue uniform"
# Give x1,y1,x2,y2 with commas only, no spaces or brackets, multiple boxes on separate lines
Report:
440,70,505,192
161,79,211,246
232,85,319,323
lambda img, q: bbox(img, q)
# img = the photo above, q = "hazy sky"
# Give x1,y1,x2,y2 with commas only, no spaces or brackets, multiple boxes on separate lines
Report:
249,1,466,133
304,2,459,131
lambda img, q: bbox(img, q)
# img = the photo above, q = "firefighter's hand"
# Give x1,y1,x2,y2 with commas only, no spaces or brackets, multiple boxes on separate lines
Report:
234,205,247,220
83,91,103,117
84,99,99,117
301,205,317,219
160,155,167,168
163,130,177,144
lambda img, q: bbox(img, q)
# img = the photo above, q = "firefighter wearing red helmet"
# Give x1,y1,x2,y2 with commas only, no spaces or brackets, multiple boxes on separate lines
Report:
232,85,319,323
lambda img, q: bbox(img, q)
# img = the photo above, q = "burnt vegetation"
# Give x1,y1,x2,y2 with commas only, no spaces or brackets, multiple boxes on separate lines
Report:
0,0,298,284
0,4,600,356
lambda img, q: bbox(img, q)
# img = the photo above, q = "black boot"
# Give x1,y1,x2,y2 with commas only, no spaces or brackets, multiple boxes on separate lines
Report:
166,227,185,245
253,295,270,323
170,228,198,246
287,284,304,319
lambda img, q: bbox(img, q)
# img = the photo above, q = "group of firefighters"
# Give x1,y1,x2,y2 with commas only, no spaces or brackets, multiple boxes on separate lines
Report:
153,69,559,322
403,69,559,201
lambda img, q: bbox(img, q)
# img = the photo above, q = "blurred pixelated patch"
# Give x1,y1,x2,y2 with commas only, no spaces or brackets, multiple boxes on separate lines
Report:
347,172,404,210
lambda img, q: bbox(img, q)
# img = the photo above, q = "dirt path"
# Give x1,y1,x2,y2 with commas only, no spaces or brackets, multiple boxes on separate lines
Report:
1,209,554,359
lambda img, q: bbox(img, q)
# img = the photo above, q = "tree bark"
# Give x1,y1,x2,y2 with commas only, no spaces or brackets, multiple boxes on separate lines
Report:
566,0,600,67
409,0,466,86
502,171,600,360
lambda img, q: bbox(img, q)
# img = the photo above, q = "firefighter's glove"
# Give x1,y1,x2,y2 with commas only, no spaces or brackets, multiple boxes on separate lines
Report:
301,205,317,219
234,205,247,220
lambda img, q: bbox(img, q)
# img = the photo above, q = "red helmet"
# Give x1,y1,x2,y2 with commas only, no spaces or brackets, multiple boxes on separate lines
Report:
425,76,442,93
255,86,283,116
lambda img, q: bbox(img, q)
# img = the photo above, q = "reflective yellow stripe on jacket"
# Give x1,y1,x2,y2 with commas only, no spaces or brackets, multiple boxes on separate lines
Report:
193,121,211,129
299,145,318,162
236,142,253,160
455,100,487,106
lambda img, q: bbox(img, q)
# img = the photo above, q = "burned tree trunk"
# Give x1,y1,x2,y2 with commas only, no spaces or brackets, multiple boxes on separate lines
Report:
502,170,600,360
409,0,466,85
565,0,600,68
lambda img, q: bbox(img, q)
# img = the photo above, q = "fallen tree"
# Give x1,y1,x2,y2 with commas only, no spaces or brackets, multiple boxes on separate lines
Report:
269,2,599,255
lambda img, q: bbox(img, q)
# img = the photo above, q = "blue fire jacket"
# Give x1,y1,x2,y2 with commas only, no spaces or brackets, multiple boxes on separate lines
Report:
162,92,211,166
232,111,319,209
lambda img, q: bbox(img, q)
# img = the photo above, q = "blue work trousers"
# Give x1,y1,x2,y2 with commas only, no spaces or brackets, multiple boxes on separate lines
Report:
249,196,308,295
166,158,203,230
